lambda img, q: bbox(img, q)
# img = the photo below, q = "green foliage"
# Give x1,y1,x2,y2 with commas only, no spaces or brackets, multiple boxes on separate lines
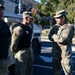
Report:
67,11,75,24
56,0,75,23
36,0,75,24
33,14,39,24
34,18,38,24
36,0,58,16
40,20,49,25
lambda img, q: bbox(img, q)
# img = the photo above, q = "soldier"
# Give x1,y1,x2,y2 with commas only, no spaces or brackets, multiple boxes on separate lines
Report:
0,4,11,75
10,11,34,75
48,10,74,75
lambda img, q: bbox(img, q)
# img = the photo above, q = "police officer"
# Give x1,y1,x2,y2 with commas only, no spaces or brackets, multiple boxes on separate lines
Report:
0,4,11,75
48,10,74,75
11,11,34,75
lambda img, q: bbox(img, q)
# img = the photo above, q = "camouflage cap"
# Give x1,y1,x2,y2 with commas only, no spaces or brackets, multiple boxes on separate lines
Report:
54,10,67,18
23,11,34,18
0,4,5,9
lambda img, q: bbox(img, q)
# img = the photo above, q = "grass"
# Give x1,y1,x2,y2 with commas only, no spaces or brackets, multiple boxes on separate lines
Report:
41,32,49,36
41,29,50,36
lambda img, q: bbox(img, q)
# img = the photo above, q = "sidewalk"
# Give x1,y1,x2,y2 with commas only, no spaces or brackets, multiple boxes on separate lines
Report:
41,36,50,41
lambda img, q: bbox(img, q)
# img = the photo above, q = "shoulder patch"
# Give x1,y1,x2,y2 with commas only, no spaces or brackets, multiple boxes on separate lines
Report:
13,26,23,36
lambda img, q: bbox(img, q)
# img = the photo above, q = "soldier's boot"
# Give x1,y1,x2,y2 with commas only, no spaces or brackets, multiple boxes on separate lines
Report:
54,71,60,75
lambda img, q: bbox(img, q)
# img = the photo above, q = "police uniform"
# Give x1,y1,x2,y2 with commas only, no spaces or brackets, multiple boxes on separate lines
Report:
48,10,74,75
0,4,11,75
11,12,34,75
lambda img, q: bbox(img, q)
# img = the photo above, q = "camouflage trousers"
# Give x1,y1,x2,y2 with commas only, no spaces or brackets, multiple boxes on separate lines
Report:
14,47,34,75
52,50,73,75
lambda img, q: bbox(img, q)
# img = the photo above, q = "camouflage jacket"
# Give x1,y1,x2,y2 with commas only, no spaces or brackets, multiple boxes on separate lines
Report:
48,23,74,55
10,25,23,53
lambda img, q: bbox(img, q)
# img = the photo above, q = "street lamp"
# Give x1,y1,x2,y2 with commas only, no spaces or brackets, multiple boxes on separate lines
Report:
18,0,21,14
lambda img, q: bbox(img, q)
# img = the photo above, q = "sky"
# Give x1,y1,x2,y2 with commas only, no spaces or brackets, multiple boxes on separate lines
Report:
35,0,41,3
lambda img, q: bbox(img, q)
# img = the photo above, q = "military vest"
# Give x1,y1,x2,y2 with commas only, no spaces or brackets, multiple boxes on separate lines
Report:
17,24,32,49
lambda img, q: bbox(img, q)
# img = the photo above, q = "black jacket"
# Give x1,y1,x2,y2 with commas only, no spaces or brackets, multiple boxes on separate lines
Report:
0,20,11,60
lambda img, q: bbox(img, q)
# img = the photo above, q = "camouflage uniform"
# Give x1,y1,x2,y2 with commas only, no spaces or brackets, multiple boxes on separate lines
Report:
11,25,34,75
48,23,74,75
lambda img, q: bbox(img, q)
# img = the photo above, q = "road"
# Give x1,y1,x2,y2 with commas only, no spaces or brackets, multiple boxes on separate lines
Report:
33,40,75,75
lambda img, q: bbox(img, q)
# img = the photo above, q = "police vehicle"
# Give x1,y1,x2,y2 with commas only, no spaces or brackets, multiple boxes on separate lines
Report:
3,11,41,56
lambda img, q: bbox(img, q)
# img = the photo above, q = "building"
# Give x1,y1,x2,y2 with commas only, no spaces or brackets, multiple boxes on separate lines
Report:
3,0,36,13
4,0,16,13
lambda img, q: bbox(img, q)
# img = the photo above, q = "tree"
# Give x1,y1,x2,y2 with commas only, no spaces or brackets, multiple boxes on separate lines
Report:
36,0,75,24
36,0,59,16
58,0,75,23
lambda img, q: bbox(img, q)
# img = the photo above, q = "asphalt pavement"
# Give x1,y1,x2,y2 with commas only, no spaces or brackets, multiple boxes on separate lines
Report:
33,36,75,75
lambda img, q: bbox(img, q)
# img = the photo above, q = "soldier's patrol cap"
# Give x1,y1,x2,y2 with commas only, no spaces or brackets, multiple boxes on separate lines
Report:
0,4,5,9
23,11,34,18
54,10,67,18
